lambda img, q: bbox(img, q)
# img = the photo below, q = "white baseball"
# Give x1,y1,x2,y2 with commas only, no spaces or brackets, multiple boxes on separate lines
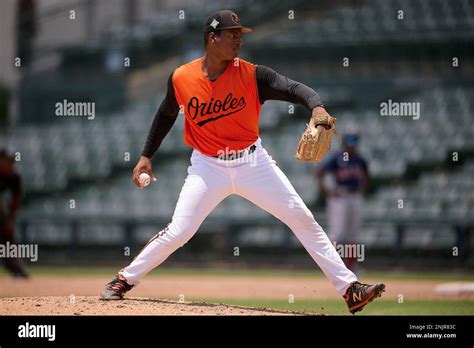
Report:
139,172,151,187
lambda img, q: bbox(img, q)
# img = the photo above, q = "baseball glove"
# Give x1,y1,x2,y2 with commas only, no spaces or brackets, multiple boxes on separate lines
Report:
295,114,337,162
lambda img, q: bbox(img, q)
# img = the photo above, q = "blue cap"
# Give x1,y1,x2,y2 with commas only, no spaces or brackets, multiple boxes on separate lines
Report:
343,134,359,146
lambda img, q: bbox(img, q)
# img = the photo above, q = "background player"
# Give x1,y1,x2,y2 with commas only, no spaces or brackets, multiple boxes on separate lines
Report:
99,10,384,314
0,150,28,278
317,131,368,272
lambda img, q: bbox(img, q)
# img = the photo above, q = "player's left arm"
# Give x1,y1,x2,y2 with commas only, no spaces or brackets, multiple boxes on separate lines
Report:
255,65,330,124
360,158,369,195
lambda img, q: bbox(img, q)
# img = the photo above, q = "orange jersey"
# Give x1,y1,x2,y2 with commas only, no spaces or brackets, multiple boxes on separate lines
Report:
172,57,261,156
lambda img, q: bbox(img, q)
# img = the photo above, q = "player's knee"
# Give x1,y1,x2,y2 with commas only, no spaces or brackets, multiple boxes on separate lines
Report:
164,220,198,249
301,210,318,227
290,206,318,230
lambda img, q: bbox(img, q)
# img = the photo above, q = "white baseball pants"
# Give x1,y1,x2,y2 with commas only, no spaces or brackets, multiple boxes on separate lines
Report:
120,138,357,295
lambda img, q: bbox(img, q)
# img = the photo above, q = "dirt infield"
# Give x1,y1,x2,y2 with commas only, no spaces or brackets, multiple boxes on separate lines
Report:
1,274,472,299
0,296,301,315
0,274,472,315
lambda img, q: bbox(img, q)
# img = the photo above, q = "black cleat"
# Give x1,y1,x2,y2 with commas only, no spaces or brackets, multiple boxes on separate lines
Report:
343,281,385,314
11,269,29,279
99,276,133,300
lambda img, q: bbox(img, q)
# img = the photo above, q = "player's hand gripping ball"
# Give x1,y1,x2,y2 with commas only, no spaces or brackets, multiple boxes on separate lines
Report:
139,172,152,187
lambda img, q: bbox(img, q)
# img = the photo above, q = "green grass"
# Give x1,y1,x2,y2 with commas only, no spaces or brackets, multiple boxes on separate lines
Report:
2,266,474,281
190,298,474,315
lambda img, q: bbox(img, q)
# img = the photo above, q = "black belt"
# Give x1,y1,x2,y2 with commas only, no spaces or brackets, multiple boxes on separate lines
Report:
213,144,257,161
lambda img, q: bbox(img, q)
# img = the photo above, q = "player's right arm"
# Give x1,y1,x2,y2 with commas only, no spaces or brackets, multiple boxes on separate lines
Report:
133,72,179,188
316,154,337,198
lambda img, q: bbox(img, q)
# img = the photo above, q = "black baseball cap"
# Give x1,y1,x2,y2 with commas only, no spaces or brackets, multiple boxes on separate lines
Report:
203,10,252,34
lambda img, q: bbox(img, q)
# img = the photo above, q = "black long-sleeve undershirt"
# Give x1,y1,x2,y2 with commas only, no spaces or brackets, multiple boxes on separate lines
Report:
255,65,323,110
141,65,323,158
141,73,179,158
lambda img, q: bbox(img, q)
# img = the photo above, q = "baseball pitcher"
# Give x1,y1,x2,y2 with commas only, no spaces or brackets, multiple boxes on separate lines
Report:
99,10,384,314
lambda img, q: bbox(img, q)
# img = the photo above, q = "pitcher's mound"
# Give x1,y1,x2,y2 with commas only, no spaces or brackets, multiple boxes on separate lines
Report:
0,296,306,316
